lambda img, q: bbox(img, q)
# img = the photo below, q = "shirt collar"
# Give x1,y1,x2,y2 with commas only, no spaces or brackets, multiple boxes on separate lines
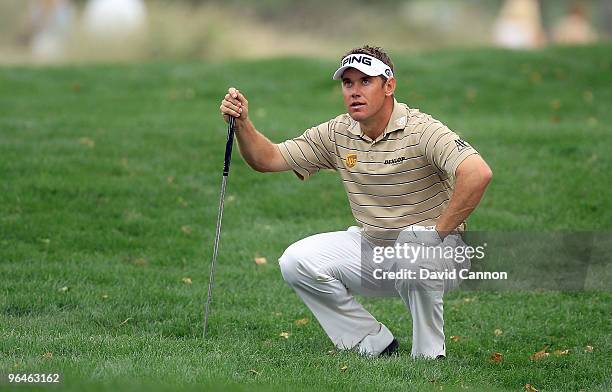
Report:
347,99,409,141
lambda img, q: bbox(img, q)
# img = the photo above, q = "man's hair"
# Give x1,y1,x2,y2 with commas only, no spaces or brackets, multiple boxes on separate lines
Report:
342,45,395,76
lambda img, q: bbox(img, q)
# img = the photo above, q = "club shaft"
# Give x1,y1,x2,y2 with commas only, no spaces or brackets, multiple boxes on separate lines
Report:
203,116,236,339
203,175,228,339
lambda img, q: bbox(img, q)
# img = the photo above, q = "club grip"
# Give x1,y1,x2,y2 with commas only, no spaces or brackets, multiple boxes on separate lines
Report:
223,116,236,176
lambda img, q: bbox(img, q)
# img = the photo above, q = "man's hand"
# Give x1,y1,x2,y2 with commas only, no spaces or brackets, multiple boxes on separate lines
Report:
435,155,492,237
217,87,290,173
398,225,443,247
220,87,249,125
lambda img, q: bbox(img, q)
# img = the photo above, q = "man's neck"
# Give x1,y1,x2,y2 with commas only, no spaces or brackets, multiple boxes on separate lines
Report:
359,97,394,141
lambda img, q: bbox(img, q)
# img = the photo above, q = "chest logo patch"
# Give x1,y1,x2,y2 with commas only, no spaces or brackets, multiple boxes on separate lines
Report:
345,153,357,168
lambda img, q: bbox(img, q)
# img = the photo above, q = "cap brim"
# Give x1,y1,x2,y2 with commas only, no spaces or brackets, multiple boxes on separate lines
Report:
332,63,381,80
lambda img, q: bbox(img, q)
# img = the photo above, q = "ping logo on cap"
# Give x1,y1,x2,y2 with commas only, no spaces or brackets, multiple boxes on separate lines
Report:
342,55,373,67
333,53,394,80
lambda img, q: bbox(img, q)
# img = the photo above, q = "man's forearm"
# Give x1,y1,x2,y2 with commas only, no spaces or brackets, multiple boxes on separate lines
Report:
436,162,492,237
220,87,287,173
234,119,279,172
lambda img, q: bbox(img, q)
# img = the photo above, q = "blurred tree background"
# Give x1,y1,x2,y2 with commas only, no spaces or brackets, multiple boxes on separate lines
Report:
0,0,609,63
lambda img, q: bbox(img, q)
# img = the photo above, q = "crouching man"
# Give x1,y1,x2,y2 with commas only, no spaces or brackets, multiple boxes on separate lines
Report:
219,45,492,358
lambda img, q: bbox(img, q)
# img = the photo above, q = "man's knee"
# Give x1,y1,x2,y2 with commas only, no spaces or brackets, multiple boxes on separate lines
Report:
278,243,308,286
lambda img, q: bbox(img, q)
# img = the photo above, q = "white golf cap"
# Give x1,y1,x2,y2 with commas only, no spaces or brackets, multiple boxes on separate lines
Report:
332,54,394,80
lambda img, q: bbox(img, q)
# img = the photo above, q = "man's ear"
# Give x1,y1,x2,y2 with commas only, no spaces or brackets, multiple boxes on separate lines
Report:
384,77,396,96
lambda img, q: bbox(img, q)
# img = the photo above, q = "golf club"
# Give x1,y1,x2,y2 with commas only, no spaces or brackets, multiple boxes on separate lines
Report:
203,115,236,339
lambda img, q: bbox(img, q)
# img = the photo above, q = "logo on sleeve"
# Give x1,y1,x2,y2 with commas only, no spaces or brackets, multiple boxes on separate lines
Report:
454,139,469,152
345,153,357,168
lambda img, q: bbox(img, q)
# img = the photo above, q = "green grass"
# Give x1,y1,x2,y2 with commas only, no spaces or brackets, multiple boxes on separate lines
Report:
1,44,611,391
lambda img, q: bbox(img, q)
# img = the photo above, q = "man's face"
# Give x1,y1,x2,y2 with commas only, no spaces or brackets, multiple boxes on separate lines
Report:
341,68,392,122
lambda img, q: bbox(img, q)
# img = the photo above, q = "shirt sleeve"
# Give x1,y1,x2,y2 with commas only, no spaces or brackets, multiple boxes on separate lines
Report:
277,121,336,181
417,120,479,177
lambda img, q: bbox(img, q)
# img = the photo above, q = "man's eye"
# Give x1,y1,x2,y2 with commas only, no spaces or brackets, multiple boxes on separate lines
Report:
363,79,370,85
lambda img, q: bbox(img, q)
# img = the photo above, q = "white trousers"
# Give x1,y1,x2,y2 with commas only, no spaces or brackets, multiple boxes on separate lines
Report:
278,226,471,359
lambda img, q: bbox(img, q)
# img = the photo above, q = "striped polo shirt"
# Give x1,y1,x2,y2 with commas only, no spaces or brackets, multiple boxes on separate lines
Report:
277,99,479,244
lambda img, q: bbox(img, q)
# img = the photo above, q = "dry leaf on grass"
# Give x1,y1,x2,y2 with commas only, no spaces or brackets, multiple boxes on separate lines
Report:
530,72,542,84
181,225,192,235
182,277,192,285
463,297,477,303
530,351,549,361
42,352,53,360
494,329,503,336
490,352,503,363
102,294,109,299
465,87,477,102
553,349,569,356
248,369,260,375
340,365,348,372
79,137,95,147
294,318,309,327
450,335,460,342
167,176,174,185
279,332,290,339
271,312,282,317
584,345,593,353
525,384,539,392
254,256,267,265
130,258,148,266
530,345,550,361
550,99,561,110
58,286,69,293
118,317,132,327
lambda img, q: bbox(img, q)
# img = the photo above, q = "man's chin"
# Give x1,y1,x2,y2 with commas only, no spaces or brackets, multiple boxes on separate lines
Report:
348,111,367,122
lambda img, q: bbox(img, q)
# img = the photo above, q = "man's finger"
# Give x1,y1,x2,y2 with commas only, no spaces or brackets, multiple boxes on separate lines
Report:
236,90,247,104
222,100,242,114
227,88,247,105
221,102,242,117
228,87,239,99
221,107,241,118
225,94,242,107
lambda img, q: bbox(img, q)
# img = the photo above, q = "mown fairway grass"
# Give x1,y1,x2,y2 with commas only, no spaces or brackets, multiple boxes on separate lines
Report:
1,44,611,391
